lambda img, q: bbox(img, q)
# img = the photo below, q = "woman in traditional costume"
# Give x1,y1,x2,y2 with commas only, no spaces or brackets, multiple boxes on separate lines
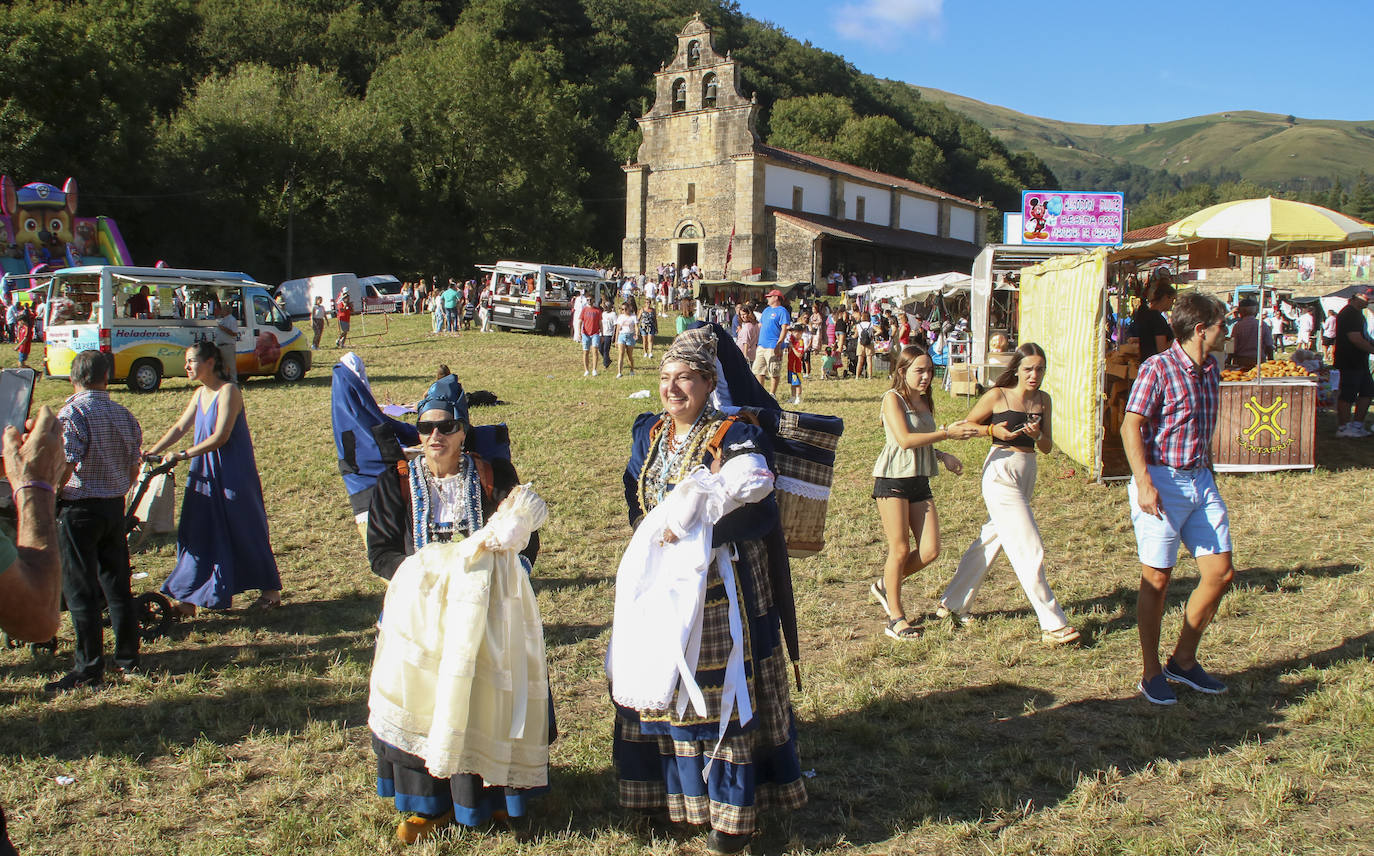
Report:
607,326,806,855
365,375,551,844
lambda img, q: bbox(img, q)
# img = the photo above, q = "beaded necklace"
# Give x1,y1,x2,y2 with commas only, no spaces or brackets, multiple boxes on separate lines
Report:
640,407,718,509
408,454,484,548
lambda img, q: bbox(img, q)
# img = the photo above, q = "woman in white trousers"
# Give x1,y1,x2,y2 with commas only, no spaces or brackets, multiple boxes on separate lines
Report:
938,343,1080,645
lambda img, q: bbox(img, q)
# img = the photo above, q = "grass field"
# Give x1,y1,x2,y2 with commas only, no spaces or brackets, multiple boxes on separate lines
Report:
2,312,1372,855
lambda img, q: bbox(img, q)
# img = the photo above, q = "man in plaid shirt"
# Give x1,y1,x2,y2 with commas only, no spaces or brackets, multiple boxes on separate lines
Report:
1121,291,1235,706
46,351,144,693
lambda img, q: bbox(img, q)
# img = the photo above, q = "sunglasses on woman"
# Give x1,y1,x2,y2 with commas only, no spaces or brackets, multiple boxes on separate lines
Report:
416,418,464,436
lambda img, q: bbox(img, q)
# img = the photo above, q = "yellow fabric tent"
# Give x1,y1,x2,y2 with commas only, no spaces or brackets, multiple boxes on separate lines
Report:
1018,249,1109,478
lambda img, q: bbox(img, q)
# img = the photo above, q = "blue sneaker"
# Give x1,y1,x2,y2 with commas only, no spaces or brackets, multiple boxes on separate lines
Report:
1138,673,1177,705
1163,658,1228,694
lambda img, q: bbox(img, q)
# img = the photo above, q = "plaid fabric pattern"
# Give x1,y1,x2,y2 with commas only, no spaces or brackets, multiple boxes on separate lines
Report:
777,410,841,451
58,390,143,500
636,542,766,728
616,636,806,833
615,524,804,834
773,453,833,488
1125,341,1219,469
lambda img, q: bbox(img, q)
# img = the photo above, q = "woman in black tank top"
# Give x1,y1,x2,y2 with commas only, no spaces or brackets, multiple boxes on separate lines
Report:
934,343,1081,645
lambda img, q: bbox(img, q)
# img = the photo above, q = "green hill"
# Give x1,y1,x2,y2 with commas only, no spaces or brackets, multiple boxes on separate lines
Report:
910,87,1374,191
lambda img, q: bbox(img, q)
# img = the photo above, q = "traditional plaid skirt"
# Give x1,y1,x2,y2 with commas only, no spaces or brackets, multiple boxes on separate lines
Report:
612,538,806,834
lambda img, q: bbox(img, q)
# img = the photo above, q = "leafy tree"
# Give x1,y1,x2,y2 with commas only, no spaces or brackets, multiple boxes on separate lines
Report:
366,22,589,273
192,0,447,93
0,0,198,182
767,95,854,157
1352,172,1374,223
152,64,399,279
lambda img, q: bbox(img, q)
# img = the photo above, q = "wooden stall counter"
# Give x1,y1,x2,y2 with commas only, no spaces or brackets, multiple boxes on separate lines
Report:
1213,377,1317,472
1100,344,1141,478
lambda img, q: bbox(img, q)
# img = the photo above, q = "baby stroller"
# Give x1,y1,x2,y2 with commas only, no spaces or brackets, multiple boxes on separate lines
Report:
125,458,180,641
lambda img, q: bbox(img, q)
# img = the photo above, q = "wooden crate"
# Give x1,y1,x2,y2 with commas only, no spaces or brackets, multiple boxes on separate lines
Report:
1212,379,1316,472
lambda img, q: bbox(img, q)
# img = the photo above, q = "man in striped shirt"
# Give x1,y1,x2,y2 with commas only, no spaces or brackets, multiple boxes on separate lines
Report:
1121,291,1236,706
46,351,144,693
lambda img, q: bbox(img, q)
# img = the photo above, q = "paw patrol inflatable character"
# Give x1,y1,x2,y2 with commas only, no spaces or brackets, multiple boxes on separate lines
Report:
0,176,78,268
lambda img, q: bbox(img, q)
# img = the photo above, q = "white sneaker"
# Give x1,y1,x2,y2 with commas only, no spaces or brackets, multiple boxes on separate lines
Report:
583,370,589,377
616,372,623,378
1337,422,1363,437
591,369,598,376
1353,423,1372,437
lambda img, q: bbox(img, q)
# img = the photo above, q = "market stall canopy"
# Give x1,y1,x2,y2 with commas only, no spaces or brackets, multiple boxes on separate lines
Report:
1115,197,1374,260
1318,283,1373,300
868,272,972,303
696,280,806,300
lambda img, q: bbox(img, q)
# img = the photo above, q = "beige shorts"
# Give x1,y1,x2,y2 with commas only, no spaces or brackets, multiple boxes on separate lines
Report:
751,347,783,378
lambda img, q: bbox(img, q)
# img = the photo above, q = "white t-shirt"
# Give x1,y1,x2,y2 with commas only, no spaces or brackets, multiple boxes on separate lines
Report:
615,313,637,337
600,311,615,336
217,313,239,341
1296,312,1314,340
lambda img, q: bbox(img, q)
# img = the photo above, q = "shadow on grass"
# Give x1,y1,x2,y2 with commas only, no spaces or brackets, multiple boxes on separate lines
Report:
915,562,1362,647
1060,562,1362,642
534,574,610,594
543,623,609,646
445,631,1374,853
782,630,1374,851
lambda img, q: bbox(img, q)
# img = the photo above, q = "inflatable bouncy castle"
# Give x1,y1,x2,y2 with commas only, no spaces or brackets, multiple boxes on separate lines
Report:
0,176,133,276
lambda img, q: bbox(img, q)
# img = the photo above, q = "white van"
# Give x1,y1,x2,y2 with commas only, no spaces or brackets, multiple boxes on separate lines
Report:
276,272,402,319
44,266,312,392
480,261,610,335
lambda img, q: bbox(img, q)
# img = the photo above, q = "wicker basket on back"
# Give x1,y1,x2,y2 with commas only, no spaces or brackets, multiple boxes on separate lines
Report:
729,407,843,558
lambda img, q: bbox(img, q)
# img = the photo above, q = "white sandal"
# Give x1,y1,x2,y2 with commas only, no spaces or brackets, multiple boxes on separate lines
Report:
1041,626,1081,645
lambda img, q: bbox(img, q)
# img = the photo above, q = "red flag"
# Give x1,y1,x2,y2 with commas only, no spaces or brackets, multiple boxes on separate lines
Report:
724,225,735,277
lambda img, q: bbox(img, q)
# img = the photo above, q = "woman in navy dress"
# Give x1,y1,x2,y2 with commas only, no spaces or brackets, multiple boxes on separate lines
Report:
145,341,281,615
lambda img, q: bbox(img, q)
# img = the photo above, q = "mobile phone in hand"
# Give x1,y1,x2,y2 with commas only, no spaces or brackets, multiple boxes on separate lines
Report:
0,368,37,432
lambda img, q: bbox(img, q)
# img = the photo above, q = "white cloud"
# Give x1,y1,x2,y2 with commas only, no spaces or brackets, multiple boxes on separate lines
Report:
834,0,943,46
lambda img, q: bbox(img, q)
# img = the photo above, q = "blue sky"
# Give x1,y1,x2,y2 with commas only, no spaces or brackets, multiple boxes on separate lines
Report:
736,0,1373,125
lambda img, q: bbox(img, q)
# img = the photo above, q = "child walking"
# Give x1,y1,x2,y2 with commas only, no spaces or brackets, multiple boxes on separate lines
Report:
869,345,980,640
13,305,33,368
786,323,805,405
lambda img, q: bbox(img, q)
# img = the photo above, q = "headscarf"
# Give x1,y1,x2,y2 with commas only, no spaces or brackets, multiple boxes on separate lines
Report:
416,374,470,423
662,324,718,385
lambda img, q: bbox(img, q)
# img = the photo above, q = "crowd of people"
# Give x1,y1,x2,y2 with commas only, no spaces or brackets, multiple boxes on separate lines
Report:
7,267,1372,855
342,289,1255,849
569,284,969,405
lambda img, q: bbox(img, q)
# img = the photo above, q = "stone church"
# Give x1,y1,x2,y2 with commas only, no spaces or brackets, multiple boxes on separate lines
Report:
622,15,991,285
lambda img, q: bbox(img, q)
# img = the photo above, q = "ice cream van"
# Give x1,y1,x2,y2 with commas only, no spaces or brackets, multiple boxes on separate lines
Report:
42,265,312,392
480,261,611,335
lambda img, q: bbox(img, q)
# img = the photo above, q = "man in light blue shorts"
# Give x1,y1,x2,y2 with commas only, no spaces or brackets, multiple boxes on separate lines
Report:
1121,291,1236,705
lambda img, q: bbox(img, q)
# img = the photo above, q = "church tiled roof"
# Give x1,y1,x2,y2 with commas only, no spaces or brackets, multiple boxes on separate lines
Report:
757,145,986,209
771,209,982,260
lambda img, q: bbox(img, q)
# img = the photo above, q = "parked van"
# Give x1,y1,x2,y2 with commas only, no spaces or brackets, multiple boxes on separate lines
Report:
43,265,312,392
276,272,402,319
480,261,610,335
